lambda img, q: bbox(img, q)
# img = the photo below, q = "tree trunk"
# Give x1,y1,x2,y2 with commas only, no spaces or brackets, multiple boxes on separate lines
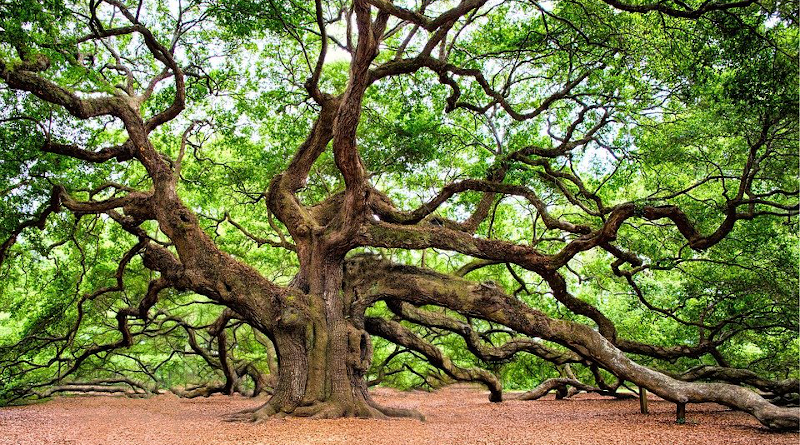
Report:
248,249,422,420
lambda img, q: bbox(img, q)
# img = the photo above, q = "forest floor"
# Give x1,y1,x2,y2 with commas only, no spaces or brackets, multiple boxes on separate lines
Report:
0,385,797,445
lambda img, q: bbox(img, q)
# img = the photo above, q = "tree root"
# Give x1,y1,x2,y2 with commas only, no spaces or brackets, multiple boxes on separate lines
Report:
225,396,425,422
368,399,426,420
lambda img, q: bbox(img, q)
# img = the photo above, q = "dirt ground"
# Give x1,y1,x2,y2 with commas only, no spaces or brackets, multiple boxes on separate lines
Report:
0,385,796,445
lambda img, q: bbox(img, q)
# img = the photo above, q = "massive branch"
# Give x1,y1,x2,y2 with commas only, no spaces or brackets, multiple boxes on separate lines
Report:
346,255,800,430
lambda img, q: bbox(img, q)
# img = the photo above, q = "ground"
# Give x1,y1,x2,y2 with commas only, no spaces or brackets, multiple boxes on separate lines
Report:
0,385,796,445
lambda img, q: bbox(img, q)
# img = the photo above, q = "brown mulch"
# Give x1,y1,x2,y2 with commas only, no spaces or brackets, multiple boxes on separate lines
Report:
0,385,796,445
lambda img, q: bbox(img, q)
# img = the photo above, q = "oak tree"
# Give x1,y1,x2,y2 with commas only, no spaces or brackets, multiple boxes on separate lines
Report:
0,0,797,430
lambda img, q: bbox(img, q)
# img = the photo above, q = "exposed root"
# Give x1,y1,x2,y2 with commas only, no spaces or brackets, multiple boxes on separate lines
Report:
223,409,258,423
368,399,426,420
225,396,425,422
251,403,285,423
291,401,342,418
224,402,281,423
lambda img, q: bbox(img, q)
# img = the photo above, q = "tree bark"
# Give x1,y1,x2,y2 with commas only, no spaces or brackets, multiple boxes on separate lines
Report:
245,249,422,419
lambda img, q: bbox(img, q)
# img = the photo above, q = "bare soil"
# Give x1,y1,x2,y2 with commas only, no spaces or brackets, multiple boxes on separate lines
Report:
0,385,796,445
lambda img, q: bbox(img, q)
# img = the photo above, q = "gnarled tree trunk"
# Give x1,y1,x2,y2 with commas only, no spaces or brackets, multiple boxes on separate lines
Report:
248,245,421,419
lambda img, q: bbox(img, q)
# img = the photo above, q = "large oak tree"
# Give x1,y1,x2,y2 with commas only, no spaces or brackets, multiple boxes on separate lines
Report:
0,0,797,431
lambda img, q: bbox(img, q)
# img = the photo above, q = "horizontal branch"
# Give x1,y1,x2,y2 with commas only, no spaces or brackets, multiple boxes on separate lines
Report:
676,366,800,397
600,0,757,18
516,377,635,401
347,255,800,430
387,300,582,365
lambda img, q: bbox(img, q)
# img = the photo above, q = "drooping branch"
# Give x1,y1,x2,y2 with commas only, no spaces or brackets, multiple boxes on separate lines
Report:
386,300,582,365
516,377,635,401
32,378,153,399
223,213,297,251
159,310,273,398
543,269,732,360
364,316,503,401
347,255,800,430
676,366,800,399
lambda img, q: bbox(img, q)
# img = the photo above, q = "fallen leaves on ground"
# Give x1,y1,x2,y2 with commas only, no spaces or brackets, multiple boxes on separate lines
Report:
0,385,796,445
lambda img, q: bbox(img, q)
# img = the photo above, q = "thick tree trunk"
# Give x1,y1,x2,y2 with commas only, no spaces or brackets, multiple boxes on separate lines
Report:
247,250,422,420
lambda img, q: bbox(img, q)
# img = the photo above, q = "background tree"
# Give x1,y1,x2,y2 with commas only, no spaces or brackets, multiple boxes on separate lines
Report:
0,0,797,430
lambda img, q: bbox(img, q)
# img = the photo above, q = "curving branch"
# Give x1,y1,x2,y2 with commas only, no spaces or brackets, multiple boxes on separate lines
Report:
516,377,635,401
676,366,800,399
365,316,503,401
386,300,582,365
347,255,800,430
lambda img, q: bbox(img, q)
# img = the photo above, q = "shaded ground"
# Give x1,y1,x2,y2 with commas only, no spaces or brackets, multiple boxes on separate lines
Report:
0,385,796,444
